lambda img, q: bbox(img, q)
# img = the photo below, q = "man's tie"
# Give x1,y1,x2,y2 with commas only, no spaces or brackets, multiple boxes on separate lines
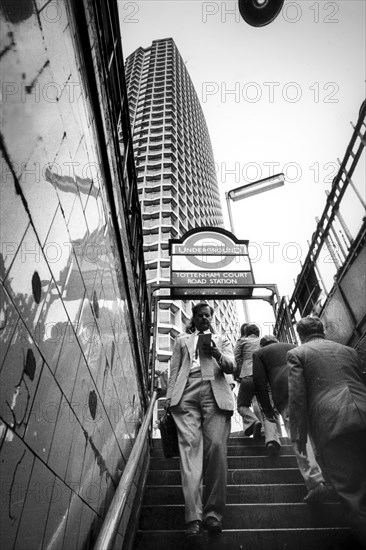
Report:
195,331,204,358
196,332,215,380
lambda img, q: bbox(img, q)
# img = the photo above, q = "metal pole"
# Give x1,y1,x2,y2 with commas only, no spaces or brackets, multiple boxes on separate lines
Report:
225,192,250,321
337,158,366,209
272,284,281,316
329,222,347,263
325,190,354,247
308,240,328,296
225,192,235,233
316,216,341,270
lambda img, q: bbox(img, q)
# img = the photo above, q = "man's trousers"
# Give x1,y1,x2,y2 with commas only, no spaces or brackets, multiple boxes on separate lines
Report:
237,375,270,436
319,429,366,546
171,375,231,523
266,406,325,490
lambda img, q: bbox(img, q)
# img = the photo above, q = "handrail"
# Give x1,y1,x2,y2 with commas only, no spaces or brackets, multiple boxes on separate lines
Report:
93,389,159,550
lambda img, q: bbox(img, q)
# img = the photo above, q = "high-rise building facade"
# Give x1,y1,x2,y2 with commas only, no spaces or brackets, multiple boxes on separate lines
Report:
125,38,239,369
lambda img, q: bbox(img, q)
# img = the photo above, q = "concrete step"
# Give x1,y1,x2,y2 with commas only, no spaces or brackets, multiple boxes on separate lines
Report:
151,444,295,457
147,467,303,485
142,483,339,505
151,436,291,449
134,527,358,550
138,503,348,531
149,455,298,470
134,436,354,550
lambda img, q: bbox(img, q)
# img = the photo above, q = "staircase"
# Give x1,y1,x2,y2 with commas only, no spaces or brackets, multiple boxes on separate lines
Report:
133,434,358,550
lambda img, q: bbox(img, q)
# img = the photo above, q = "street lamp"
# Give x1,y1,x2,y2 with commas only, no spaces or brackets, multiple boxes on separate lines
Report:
238,0,284,27
225,173,285,321
225,173,285,234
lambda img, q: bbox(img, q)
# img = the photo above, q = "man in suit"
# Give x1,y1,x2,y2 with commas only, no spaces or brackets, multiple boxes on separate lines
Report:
234,323,263,438
253,335,330,503
165,302,235,539
288,316,366,546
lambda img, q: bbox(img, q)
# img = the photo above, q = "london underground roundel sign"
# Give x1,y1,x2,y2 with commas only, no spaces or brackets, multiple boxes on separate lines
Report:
178,233,241,269
169,227,254,299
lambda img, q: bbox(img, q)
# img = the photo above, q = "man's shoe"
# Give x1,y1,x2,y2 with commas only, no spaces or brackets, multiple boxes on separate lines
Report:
253,421,262,440
267,441,280,458
303,482,333,504
203,516,223,533
185,520,202,538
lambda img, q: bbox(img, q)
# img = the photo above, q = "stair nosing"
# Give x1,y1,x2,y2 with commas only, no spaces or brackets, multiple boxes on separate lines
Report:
140,502,340,508
151,454,296,458
146,483,304,488
136,526,351,535
149,470,301,472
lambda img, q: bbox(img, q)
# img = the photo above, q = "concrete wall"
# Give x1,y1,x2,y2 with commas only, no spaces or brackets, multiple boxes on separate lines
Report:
0,1,147,548
321,240,366,363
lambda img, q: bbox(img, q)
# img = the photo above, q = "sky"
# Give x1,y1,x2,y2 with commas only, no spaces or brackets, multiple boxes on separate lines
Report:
118,0,366,328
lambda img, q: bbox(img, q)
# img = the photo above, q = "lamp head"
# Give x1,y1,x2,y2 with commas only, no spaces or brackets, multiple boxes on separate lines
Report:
238,0,284,27
228,173,285,202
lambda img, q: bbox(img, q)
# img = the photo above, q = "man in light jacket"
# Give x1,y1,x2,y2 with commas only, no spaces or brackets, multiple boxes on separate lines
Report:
165,302,235,540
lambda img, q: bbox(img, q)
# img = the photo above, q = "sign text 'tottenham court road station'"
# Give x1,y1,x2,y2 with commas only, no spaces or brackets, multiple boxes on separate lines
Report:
169,227,255,299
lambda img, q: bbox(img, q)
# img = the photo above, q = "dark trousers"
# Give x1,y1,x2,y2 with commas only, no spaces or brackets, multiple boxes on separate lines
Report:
237,376,266,436
319,429,366,546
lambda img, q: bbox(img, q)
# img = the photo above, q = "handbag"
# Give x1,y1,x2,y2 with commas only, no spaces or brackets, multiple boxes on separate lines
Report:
158,408,179,458
155,369,168,398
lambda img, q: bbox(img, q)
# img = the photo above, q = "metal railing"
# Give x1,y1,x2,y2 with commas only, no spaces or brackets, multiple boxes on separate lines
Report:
274,100,366,344
287,100,366,322
93,390,159,550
